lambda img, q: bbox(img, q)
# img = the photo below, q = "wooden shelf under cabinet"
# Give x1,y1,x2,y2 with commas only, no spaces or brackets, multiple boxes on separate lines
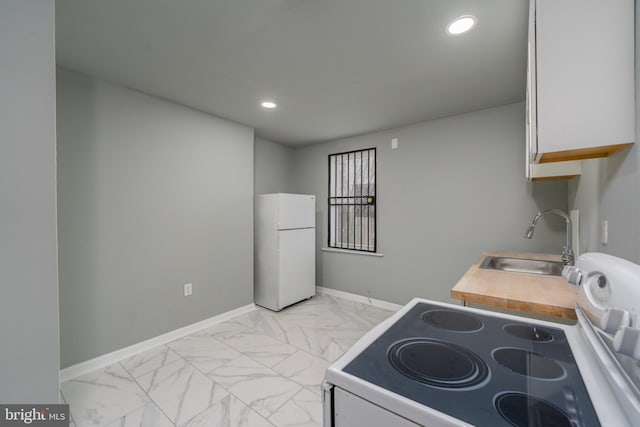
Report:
538,142,633,164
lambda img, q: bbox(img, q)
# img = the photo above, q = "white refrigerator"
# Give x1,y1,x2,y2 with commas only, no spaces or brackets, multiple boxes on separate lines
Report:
255,193,316,311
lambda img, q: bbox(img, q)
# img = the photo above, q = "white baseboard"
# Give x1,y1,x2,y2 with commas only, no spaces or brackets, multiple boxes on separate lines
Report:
60,303,256,382
316,286,403,311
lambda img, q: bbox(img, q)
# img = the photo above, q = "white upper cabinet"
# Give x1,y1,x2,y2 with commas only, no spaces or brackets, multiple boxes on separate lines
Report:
526,0,634,180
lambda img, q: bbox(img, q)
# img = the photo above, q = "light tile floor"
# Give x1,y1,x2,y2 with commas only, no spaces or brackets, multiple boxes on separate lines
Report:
60,294,395,427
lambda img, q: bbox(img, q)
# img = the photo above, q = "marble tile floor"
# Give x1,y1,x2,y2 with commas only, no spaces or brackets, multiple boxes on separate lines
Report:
60,293,396,427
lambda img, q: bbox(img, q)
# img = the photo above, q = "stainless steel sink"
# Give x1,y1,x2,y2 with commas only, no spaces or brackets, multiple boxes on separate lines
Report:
479,256,564,276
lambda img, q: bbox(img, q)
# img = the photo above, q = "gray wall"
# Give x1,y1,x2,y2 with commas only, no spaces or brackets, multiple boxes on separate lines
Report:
568,150,639,261
567,158,604,255
57,68,254,368
291,102,569,304
0,1,60,402
568,1,640,263
254,137,296,195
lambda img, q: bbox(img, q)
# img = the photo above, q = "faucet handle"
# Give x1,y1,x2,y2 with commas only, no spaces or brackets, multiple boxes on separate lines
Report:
561,246,575,266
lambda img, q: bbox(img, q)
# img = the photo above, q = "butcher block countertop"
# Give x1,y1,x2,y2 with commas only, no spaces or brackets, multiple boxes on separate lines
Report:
451,251,577,320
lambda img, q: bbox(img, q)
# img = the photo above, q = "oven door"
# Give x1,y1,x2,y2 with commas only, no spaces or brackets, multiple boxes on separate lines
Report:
323,382,421,427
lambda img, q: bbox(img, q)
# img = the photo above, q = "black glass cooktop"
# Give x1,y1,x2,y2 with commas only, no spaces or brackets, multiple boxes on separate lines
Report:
343,302,599,427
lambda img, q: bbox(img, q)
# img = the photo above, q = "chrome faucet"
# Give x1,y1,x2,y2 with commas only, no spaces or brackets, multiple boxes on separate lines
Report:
524,209,574,265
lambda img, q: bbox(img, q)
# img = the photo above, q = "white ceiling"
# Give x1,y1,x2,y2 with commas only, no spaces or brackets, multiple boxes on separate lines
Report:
55,0,528,146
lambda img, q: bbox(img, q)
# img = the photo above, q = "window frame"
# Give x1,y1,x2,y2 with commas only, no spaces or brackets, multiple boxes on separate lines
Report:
327,147,377,253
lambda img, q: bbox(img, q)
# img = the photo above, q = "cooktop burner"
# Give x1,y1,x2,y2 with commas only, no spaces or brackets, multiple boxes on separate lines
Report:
343,302,599,426
421,309,483,332
493,348,565,380
504,324,553,342
388,338,489,389
495,392,573,427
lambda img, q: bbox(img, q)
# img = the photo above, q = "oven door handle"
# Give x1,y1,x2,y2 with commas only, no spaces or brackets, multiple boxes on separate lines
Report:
322,381,334,427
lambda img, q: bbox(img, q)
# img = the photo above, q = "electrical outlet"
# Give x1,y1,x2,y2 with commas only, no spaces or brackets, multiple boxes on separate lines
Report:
184,283,193,296
391,138,398,149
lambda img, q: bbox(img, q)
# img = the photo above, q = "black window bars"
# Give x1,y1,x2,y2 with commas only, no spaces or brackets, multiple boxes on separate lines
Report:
328,148,376,252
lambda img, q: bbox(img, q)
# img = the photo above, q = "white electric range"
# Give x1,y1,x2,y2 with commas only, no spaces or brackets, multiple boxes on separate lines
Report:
323,253,640,426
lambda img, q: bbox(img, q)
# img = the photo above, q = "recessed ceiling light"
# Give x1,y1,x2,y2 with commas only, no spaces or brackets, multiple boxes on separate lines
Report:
261,101,277,109
446,15,477,36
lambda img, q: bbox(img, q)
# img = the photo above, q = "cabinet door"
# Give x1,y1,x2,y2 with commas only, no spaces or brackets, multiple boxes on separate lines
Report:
526,0,537,170
535,0,634,159
526,0,581,181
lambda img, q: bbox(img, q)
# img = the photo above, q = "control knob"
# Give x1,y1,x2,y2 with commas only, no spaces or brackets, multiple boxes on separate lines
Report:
562,265,583,286
600,308,631,334
613,326,640,361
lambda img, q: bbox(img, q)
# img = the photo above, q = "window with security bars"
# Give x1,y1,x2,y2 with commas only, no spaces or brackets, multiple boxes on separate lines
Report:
328,148,376,252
